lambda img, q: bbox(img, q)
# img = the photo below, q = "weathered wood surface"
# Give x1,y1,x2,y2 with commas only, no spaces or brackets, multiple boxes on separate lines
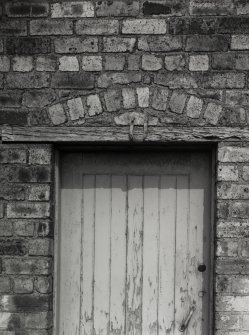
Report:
2,125,249,142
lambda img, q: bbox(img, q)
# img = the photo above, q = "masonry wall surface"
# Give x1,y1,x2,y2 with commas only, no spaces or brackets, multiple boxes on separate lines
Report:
1,0,249,334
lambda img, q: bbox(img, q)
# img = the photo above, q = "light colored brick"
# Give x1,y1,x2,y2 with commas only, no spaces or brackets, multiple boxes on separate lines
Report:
36,56,56,72
13,56,33,72
218,165,239,181
29,239,53,256
104,90,121,112
142,55,162,71
67,97,85,120
165,54,185,71
216,296,249,312
152,87,169,111
82,56,102,71
186,96,203,118
7,202,50,219
54,37,98,53
217,239,238,257
136,87,150,108
59,56,79,71
87,94,102,116
204,103,223,125
0,56,10,72
48,104,67,125
76,19,119,35
51,2,94,18
189,55,209,71
29,147,51,165
122,88,136,109
219,147,249,162
231,35,249,50
13,277,33,293
169,91,187,114
103,37,136,52
105,55,125,71
122,19,166,34
27,185,50,201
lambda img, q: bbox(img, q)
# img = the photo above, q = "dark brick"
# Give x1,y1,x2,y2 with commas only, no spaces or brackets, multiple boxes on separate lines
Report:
168,17,217,34
0,111,28,126
0,92,22,108
28,110,50,126
212,54,236,70
0,294,51,312
8,166,51,183
143,1,172,15
217,17,249,34
186,35,229,52
23,91,57,108
6,37,51,55
0,240,26,256
220,107,246,126
201,73,245,89
0,21,27,36
96,0,140,17
6,2,49,17
0,74,3,88
1,183,26,200
51,73,94,89
6,73,50,89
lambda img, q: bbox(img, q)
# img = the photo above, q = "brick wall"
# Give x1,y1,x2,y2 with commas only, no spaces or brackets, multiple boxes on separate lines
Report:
0,0,249,334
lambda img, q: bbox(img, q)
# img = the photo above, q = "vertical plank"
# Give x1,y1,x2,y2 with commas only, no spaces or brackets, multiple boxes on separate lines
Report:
174,176,190,335
59,154,82,335
142,176,159,335
81,175,95,335
158,176,177,335
94,175,111,335
110,176,127,335
126,176,143,335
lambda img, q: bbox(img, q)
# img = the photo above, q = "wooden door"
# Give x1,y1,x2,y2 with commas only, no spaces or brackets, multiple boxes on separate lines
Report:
57,151,212,335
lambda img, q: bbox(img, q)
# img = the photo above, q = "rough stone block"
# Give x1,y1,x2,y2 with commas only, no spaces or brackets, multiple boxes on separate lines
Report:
152,87,169,110
13,56,33,72
6,37,51,55
30,20,73,35
165,54,185,71
96,1,139,16
0,148,26,164
189,55,209,71
204,102,223,125
0,56,10,72
217,239,238,257
87,94,102,116
27,185,50,201
23,91,56,108
103,37,136,52
51,2,94,18
237,0,249,15
82,56,102,71
138,36,182,52
186,35,229,52
7,202,50,219
218,147,249,162
186,96,203,118
155,72,198,89
105,55,125,71
218,165,239,181
76,19,119,35
54,37,98,53
0,92,22,108
122,19,167,34
29,147,51,165
36,56,57,72
59,56,79,71
48,104,67,125
51,73,94,89
67,97,85,120
168,17,216,34
97,72,141,88
212,53,235,70
202,73,245,89
6,73,50,89
142,55,162,71
122,88,136,109
169,91,187,114
136,87,150,108
128,55,140,71
104,90,122,112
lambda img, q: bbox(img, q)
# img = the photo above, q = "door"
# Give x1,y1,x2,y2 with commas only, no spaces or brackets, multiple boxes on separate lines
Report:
57,151,212,335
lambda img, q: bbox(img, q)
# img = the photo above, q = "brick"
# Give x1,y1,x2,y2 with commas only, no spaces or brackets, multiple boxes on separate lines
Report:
7,202,50,219
165,54,185,71
29,239,53,256
82,56,102,71
0,221,12,237
186,35,229,52
96,1,139,16
218,147,249,162
152,87,169,111
0,111,28,126
128,55,140,71
6,73,50,89
189,55,209,71
216,313,240,330
216,296,249,312
27,185,50,201
0,21,27,36
35,276,52,294
14,277,33,293
231,35,249,50
241,241,249,257
216,257,249,274
142,55,162,71
36,56,57,72
97,72,141,88
6,37,51,55
59,56,79,71
169,91,187,114
0,203,3,218
212,53,235,70
217,239,239,257
105,55,125,71
87,94,102,116
54,37,98,53
217,17,249,34
48,104,67,125
0,92,22,108
103,37,136,52
13,56,33,72
1,183,26,200
231,276,249,294
136,87,150,108
218,183,249,200
6,2,49,17
29,109,50,126
104,90,122,112
202,73,245,89
190,0,233,15
0,311,52,329
226,90,249,107
186,96,203,118
0,56,10,72
30,20,73,35
67,97,85,120
0,294,50,312
29,147,51,165
0,277,11,293
122,88,136,109
139,35,182,52
0,148,26,163
237,0,249,15
76,19,119,35
51,73,94,89
204,102,223,125
168,17,216,35
23,91,56,108
155,73,198,89
243,166,249,180
142,0,186,16
122,19,167,34
230,201,249,218
218,165,239,181
51,2,94,18
0,240,24,257
4,258,51,275
236,54,249,70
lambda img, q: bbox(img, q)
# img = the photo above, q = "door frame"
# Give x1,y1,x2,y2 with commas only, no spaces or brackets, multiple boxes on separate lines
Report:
53,144,216,335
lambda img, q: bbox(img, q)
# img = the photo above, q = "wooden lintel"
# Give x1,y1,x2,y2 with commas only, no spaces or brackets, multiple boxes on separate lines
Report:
1,125,249,143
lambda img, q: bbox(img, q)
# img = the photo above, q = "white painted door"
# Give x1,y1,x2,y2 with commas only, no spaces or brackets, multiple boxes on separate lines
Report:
57,151,212,335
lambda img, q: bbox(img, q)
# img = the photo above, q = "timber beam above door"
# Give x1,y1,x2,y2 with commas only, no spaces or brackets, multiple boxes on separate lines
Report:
2,125,249,143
